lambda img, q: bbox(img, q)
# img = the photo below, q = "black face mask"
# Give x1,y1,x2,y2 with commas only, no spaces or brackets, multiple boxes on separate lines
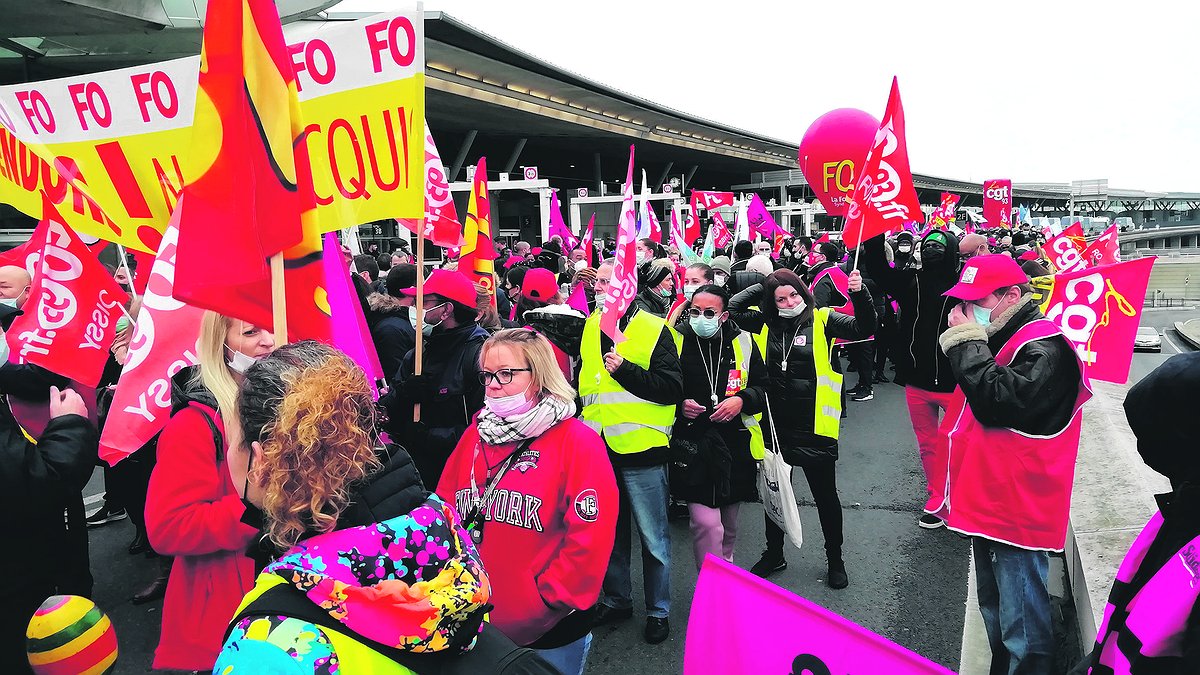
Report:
921,243,946,265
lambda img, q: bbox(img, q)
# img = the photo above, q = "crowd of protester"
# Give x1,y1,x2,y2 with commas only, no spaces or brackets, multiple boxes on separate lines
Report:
5,217,1198,675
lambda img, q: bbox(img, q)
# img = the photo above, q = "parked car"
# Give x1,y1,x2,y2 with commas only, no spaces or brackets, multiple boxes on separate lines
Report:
1134,326,1162,352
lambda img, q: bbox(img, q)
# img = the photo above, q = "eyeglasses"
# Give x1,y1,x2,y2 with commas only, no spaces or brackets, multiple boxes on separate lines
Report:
687,308,722,320
478,368,532,386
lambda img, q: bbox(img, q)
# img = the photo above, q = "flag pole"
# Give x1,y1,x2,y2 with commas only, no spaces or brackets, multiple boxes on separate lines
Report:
413,227,425,423
270,252,288,346
115,243,139,302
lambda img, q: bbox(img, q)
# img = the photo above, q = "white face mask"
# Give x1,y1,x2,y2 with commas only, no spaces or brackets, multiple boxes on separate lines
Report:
594,291,607,310
713,273,728,287
682,284,702,300
226,348,259,375
484,384,536,418
573,259,587,272
778,301,807,319
410,302,446,336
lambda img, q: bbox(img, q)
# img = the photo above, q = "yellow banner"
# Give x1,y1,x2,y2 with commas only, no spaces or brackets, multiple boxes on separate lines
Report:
0,11,424,252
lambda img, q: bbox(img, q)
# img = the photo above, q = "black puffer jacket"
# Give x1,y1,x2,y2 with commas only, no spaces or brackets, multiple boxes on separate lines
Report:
730,285,876,464
672,321,766,507
368,293,415,381
937,297,1080,436
861,231,961,392
382,323,489,487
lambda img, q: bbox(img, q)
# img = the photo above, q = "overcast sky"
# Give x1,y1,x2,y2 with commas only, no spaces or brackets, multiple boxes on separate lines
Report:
335,0,1199,192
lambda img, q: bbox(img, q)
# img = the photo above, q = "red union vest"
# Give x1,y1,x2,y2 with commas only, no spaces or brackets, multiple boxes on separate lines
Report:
808,265,853,314
940,318,1091,551
1089,512,1200,673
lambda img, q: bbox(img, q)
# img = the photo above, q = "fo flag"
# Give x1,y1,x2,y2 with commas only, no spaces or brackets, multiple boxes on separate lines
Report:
8,194,130,387
983,179,1012,228
100,211,203,465
398,120,464,248
685,557,953,675
1036,257,1155,384
1083,225,1121,267
459,157,497,303
1043,223,1088,273
842,77,923,249
600,146,638,342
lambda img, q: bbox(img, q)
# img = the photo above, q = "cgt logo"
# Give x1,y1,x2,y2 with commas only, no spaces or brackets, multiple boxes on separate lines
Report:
986,184,1010,200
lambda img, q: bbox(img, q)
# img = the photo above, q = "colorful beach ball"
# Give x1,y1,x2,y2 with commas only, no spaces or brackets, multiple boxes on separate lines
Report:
26,595,118,675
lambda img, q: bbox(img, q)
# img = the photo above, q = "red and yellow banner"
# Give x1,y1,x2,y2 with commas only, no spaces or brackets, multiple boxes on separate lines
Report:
0,10,425,253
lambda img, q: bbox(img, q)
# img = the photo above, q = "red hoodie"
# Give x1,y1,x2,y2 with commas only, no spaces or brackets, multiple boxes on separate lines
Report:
437,416,617,646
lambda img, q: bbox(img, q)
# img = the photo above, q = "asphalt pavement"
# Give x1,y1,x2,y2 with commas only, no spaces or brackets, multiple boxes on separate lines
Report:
84,373,970,674
1126,306,1200,384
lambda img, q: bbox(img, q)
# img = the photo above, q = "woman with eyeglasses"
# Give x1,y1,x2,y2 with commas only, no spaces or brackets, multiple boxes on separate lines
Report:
729,268,876,589
673,284,768,570
436,329,617,675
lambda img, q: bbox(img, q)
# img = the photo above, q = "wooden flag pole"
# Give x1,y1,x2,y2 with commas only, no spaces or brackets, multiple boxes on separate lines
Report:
270,252,288,346
413,227,425,423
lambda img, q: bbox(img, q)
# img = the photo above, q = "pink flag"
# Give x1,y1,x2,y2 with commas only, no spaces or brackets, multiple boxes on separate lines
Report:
1082,225,1121,267
581,214,596,267
747,194,786,239
397,120,464,248
8,195,131,387
600,146,638,342
692,190,735,211
982,179,1013,229
548,190,579,250
1040,257,1155,384
1043,223,1088,273
682,207,701,246
669,207,689,251
646,205,662,244
711,212,733,249
566,282,590,315
322,232,384,395
99,207,204,465
842,77,923,249
685,557,954,675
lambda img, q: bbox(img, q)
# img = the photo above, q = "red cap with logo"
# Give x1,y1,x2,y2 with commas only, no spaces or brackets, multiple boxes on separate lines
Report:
944,254,1028,301
401,269,478,307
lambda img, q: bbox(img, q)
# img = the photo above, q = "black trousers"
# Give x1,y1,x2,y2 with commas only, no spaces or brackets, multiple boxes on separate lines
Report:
0,587,51,674
764,460,843,560
848,342,875,392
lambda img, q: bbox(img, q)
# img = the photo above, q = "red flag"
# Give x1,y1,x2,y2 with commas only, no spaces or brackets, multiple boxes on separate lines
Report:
600,146,638,342
7,195,130,387
929,193,960,228
398,120,464,248
0,213,49,275
982,179,1012,229
99,210,203,465
581,214,596,267
682,208,701,246
1082,225,1121,267
173,0,309,319
692,190,735,211
1043,223,1088,273
1040,257,1155,384
647,206,662,244
460,158,497,304
711,213,733,249
842,77,923,249
814,232,831,245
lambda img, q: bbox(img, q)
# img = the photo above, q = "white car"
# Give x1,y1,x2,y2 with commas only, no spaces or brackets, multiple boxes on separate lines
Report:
1134,326,1162,352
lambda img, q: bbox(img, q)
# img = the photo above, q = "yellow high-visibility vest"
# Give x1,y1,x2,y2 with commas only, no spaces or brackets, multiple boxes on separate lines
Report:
580,310,683,454
728,330,767,460
758,308,843,440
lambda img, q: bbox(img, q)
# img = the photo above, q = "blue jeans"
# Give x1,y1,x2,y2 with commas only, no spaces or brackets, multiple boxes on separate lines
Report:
972,538,1054,675
534,632,592,675
602,464,671,618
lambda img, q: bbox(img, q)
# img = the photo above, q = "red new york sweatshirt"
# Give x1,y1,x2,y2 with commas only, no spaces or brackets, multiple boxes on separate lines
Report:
437,416,617,646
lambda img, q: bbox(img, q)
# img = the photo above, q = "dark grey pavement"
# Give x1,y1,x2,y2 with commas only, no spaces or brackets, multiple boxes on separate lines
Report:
1127,306,1200,384
86,376,972,674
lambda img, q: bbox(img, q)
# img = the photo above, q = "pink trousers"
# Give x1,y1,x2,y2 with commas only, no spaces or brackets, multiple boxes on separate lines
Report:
688,503,740,571
904,385,956,516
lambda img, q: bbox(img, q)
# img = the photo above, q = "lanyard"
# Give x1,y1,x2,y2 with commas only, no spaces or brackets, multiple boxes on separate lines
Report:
694,334,723,407
779,320,805,372
465,439,529,529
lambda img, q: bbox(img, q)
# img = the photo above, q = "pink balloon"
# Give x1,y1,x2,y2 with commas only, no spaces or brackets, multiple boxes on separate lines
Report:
797,108,880,217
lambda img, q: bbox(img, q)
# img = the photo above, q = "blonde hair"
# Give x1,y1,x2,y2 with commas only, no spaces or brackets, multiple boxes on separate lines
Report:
194,311,243,447
481,329,575,404
238,341,382,549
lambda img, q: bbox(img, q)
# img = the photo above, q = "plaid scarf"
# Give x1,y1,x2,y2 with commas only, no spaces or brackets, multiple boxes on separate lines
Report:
476,395,576,446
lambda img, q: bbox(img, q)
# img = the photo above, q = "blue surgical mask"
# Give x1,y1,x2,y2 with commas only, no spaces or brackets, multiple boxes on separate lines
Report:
971,303,993,326
409,302,447,336
682,284,701,300
0,298,17,309
690,315,721,338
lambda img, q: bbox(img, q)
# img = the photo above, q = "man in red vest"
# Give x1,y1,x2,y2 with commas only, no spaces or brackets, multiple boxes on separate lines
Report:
937,254,1089,675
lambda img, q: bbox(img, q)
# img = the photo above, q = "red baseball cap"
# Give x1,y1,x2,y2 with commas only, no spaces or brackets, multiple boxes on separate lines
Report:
400,269,478,307
522,268,560,301
1018,250,1039,261
944,254,1028,301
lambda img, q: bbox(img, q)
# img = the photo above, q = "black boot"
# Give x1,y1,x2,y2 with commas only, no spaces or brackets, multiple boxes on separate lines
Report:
826,553,848,589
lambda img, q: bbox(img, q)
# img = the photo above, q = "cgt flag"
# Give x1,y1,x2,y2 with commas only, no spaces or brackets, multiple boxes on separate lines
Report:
1038,257,1155,384
983,179,1013,228
600,146,638,342
459,157,497,303
1042,222,1088,273
8,194,130,387
1082,225,1122,267
685,557,954,675
99,210,203,465
842,77,923,249
398,120,464,248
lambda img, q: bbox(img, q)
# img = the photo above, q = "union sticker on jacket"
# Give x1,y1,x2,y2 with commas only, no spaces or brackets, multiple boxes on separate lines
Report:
725,369,746,396
793,335,807,347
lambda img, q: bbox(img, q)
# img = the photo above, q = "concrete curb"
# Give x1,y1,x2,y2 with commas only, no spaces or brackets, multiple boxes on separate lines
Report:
1175,319,1200,349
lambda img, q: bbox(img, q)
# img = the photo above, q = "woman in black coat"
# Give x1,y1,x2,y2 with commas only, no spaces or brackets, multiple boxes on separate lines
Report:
729,268,876,589
672,285,768,572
